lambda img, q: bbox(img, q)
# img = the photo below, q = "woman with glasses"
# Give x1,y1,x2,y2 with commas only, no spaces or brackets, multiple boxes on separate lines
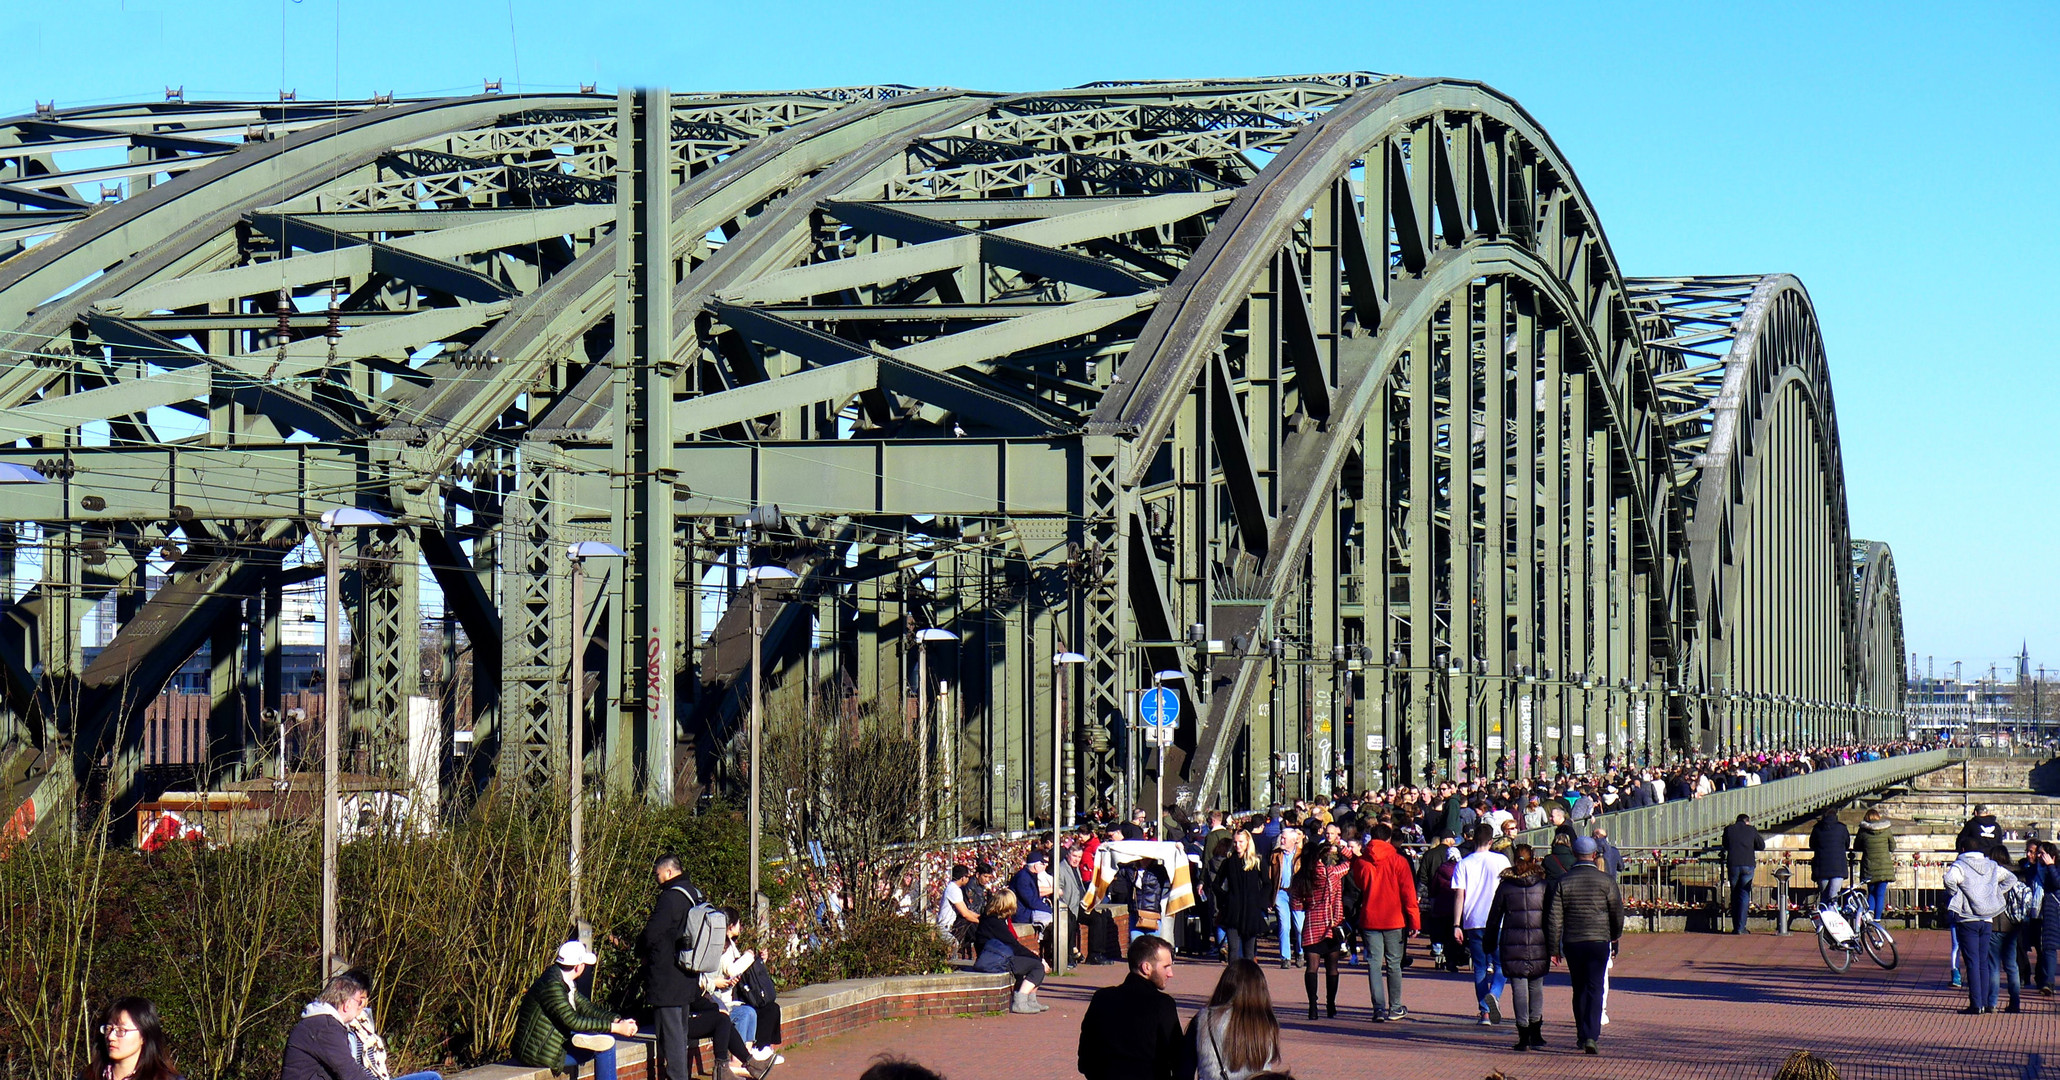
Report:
78,997,182,1080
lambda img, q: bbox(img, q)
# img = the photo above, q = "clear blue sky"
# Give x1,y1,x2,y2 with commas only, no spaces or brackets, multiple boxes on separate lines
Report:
5,0,2054,674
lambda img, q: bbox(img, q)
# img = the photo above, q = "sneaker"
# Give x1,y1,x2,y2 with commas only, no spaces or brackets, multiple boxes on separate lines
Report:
749,1046,776,1062
1476,1012,1494,1026
1485,996,1502,1024
571,1034,615,1052
1581,1040,1599,1055
1370,1009,1389,1024
1385,1006,1409,1021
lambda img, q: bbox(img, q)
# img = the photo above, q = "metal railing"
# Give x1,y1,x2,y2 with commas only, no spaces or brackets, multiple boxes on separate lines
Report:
1514,749,1951,850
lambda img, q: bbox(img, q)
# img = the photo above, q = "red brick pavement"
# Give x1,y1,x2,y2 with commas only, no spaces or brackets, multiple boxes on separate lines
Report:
776,931,2057,1080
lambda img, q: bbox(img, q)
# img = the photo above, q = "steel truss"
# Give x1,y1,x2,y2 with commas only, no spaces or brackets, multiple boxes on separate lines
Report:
0,76,1905,831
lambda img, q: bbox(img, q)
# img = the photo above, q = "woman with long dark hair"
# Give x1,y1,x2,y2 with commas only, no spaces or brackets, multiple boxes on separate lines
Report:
1192,959,1282,1080
1289,840,1348,1019
77,997,182,1080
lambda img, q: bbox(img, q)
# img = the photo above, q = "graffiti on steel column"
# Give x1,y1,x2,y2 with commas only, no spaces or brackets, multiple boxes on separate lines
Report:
647,633,666,721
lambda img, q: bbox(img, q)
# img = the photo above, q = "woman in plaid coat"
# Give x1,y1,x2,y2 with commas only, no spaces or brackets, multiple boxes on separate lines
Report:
1290,840,1349,1018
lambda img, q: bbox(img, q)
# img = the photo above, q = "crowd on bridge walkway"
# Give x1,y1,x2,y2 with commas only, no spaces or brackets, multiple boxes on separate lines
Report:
933,739,1972,1061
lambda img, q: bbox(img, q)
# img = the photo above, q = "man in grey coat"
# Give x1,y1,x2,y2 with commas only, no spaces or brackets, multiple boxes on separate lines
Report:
1547,836,1624,1056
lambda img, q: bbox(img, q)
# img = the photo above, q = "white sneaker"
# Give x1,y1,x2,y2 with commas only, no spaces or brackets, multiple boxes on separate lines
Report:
570,1033,614,1052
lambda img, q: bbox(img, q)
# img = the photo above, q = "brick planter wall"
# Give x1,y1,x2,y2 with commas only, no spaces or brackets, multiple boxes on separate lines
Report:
450,971,1011,1080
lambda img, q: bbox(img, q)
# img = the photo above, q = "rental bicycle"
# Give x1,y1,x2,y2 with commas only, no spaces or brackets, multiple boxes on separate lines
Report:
1809,884,1898,972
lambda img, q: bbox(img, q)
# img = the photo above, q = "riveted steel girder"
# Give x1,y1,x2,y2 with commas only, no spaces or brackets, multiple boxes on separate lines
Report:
0,74,1901,830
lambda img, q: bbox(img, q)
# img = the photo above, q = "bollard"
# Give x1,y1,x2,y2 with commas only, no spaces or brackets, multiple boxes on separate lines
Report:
1774,867,1792,936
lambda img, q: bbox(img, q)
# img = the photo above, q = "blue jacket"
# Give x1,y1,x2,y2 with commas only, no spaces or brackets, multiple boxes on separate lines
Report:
1010,867,1051,919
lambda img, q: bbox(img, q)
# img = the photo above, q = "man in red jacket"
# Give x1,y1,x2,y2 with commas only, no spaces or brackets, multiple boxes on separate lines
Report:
1349,822,1421,1022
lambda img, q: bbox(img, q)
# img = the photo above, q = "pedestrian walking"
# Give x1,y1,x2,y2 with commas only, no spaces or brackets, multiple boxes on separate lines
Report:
1722,814,1764,934
78,997,183,1080
1986,843,2032,1013
1192,960,1283,1080
1545,836,1623,1055
1211,830,1271,963
1346,822,1419,1022
1486,845,1549,1052
1451,823,1512,1025
1269,827,1304,968
1290,841,1349,1019
1078,936,1185,1080
1809,807,1851,907
1943,835,2012,1013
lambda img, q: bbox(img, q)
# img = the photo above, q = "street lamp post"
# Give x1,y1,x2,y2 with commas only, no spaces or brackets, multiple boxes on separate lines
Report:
565,541,624,926
914,628,959,839
745,564,799,942
1052,650,1085,974
316,506,392,982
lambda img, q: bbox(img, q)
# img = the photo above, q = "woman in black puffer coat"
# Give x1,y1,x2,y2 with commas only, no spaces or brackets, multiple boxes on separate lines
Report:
1487,844,1550,1052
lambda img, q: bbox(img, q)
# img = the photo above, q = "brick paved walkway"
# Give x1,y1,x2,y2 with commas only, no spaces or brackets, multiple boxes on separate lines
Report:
778,931,2056,1080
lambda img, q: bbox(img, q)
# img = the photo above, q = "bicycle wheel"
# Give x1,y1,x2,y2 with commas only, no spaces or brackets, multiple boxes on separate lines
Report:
1817,924,1852,972
1861,921,1899,970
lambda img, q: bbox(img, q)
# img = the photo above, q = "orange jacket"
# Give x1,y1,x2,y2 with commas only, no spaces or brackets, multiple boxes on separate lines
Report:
1349,840,1421,933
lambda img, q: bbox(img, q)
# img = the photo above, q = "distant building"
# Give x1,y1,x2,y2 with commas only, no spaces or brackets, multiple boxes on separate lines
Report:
1907,644,2054,740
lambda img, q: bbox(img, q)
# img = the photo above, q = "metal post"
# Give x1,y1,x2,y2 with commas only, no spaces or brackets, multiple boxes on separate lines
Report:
1053,659,1065,975
749,585,765,940
917,639,930,838
568,560,586,925
321,530,340,982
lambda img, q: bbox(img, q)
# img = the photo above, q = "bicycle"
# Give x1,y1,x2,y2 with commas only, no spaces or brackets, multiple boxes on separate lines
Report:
1809,884,1898,972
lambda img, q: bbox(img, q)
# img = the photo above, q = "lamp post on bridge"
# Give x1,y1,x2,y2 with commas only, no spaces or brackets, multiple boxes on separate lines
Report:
316,506,393,982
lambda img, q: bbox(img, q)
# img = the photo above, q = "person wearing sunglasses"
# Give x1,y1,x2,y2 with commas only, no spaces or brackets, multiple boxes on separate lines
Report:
78,997,182,1080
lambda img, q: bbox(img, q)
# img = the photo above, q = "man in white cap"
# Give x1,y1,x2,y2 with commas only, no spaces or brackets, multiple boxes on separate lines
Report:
513,940,638,1080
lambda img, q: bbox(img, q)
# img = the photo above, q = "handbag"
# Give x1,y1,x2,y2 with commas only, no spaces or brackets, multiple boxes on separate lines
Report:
736,956,777,1009
1134,908,1163,931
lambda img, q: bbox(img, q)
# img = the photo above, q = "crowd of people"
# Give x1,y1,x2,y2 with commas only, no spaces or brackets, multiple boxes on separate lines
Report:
930,740,1959,1061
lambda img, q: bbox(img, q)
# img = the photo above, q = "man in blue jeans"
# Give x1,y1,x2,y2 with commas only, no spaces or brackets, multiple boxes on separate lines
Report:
513,941,640,1080
1450,823,1511,1024
1722,813,1764,933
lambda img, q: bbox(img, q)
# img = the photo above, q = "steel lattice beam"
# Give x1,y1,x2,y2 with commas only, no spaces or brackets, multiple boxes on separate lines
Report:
0,75,1905,832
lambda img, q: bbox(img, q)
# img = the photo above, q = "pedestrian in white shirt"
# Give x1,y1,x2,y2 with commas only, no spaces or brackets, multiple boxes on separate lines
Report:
1449,823,1513,1024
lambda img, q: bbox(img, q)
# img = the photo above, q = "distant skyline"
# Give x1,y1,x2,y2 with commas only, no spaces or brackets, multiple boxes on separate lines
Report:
2,0,2052,663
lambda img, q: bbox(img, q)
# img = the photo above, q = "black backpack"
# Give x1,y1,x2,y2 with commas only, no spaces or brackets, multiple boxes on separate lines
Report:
735,955,777,1009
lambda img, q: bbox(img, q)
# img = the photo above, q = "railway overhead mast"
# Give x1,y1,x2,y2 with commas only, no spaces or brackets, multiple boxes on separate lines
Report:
0,76,1906,830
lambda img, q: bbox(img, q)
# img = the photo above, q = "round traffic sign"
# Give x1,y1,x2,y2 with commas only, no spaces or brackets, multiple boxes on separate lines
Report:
1139,686,1180,727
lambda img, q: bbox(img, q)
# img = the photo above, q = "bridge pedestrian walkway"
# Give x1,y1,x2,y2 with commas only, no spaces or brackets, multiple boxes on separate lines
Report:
1516,749,1954,850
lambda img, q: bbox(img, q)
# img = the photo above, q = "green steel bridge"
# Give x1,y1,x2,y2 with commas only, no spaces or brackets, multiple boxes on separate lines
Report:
0,75,1907,833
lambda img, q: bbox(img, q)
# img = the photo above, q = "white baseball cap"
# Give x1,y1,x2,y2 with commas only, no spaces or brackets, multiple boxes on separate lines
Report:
556,941,599,967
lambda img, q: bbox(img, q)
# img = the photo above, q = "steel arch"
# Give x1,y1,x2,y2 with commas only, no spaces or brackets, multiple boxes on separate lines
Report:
0,75,1902,830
